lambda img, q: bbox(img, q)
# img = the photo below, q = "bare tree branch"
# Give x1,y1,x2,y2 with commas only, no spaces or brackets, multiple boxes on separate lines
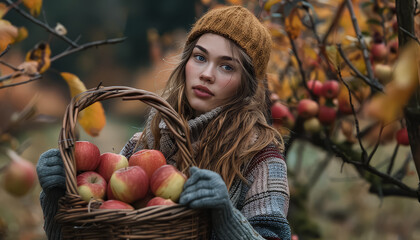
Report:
50,37,127,62
0,75,42,89
337,44,384,92
345,0,382,94
4,0,79,48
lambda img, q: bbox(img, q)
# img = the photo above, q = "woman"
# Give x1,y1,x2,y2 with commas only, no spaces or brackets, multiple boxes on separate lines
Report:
37,5,291,239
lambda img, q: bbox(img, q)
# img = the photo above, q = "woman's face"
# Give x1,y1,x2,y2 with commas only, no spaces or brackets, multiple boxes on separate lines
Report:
185,33,242,115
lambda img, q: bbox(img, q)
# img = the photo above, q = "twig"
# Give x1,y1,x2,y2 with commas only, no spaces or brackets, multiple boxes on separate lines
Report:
0,72,20,82
322,0,346,44
367,123,384,164
0,61,20,71
399,26,420,44
330,143,416,193
4,0,79,48
345,0,378,92
337,44,383,92
286,32,312,98
369,186,417,198
336,61,368,164
374,0,388,45
0,75,42,89
50,37,127,62
387,143,400,174
0,45,10,57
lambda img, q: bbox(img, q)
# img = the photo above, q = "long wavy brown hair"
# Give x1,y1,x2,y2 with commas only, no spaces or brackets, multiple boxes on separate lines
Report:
140,36,283,189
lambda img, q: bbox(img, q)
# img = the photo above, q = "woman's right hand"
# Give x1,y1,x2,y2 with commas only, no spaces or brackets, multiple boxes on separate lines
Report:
36,149,66,193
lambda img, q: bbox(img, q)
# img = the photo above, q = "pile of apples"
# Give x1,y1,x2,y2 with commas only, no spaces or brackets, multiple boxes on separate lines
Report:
74,141,186,210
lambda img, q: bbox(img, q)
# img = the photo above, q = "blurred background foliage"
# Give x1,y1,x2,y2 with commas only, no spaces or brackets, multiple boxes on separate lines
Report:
1,0,420,239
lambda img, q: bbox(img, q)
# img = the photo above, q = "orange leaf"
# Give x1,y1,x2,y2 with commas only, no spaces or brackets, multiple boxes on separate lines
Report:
285,9,303,40
25,41,51,73
0,20,18,52
0,3,9,19
61,72,106,137
22,0,42,17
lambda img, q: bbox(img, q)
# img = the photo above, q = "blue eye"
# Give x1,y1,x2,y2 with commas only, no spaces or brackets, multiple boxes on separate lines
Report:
194,55,206,62
222,65,234,71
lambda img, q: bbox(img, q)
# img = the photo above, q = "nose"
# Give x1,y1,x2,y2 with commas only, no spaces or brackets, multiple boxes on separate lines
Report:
199,64,215,83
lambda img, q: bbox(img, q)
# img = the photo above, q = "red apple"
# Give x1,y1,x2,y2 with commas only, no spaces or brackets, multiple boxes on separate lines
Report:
129,149,167,179
297,99,319,119
99,200,134,210
318,106,337,125
321,80,340,99
75,141,101,171
109,166,149,203
303,117,322,134
150,165,187,202
371,42,388,61
1,150,36,197
77,171,107,203
271,102,295,128
396,128,409,146
306,80,323,96
146,196,176,207
97,152,128,182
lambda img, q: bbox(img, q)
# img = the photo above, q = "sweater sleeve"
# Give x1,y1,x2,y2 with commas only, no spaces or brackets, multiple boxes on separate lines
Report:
242,145,291,240
39,189,65,239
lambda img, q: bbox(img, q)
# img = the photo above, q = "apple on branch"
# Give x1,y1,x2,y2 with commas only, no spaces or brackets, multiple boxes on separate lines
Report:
2,150,36,197
150,165,187,202
97,152,128,182
318,106,337,125
109,166,149,203
77,171,107,203
321,80,340,99
75,141,101,171
128,149,167,180
270,102,295,129
297,99,319,119
306,80,323,96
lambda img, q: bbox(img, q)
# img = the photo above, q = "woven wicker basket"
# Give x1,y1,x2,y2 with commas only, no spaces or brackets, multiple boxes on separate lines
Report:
55,86,211,239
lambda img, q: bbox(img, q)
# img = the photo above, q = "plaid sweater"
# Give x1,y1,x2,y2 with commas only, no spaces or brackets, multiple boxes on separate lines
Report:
120,108,291,240
40,107,291,239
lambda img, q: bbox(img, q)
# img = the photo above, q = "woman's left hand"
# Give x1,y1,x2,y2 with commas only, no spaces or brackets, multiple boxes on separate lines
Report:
179,166,231,210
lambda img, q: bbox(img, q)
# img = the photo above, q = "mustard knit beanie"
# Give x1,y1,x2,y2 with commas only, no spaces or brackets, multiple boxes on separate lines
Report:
186,5,272,80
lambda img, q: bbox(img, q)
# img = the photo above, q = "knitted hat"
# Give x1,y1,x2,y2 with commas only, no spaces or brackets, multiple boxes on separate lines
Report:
186,5,272,80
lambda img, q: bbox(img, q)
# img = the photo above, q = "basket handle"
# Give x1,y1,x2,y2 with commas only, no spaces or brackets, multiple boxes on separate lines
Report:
58,86,194,196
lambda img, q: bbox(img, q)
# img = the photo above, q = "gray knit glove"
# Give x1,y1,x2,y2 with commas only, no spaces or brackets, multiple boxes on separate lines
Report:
36,149,66,193
179,167,264,240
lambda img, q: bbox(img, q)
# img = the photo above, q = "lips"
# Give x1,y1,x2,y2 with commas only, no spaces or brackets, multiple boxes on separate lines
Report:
192,85,214,96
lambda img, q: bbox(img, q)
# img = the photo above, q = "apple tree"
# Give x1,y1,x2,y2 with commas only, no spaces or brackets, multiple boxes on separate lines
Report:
254,0,420,238
0,0,124,197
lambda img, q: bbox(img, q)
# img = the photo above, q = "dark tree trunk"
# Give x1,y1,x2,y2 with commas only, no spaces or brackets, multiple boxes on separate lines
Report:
396,0,420,202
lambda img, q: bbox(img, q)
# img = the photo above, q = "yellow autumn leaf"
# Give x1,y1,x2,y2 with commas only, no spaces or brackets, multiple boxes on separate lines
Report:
285,9,304,40
25,41,51,73
366,41,420,124
61,72,106,137
0,3,8,19
15,27,28,42
0,19,18,52
325,45,340,71
22,0,42,17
